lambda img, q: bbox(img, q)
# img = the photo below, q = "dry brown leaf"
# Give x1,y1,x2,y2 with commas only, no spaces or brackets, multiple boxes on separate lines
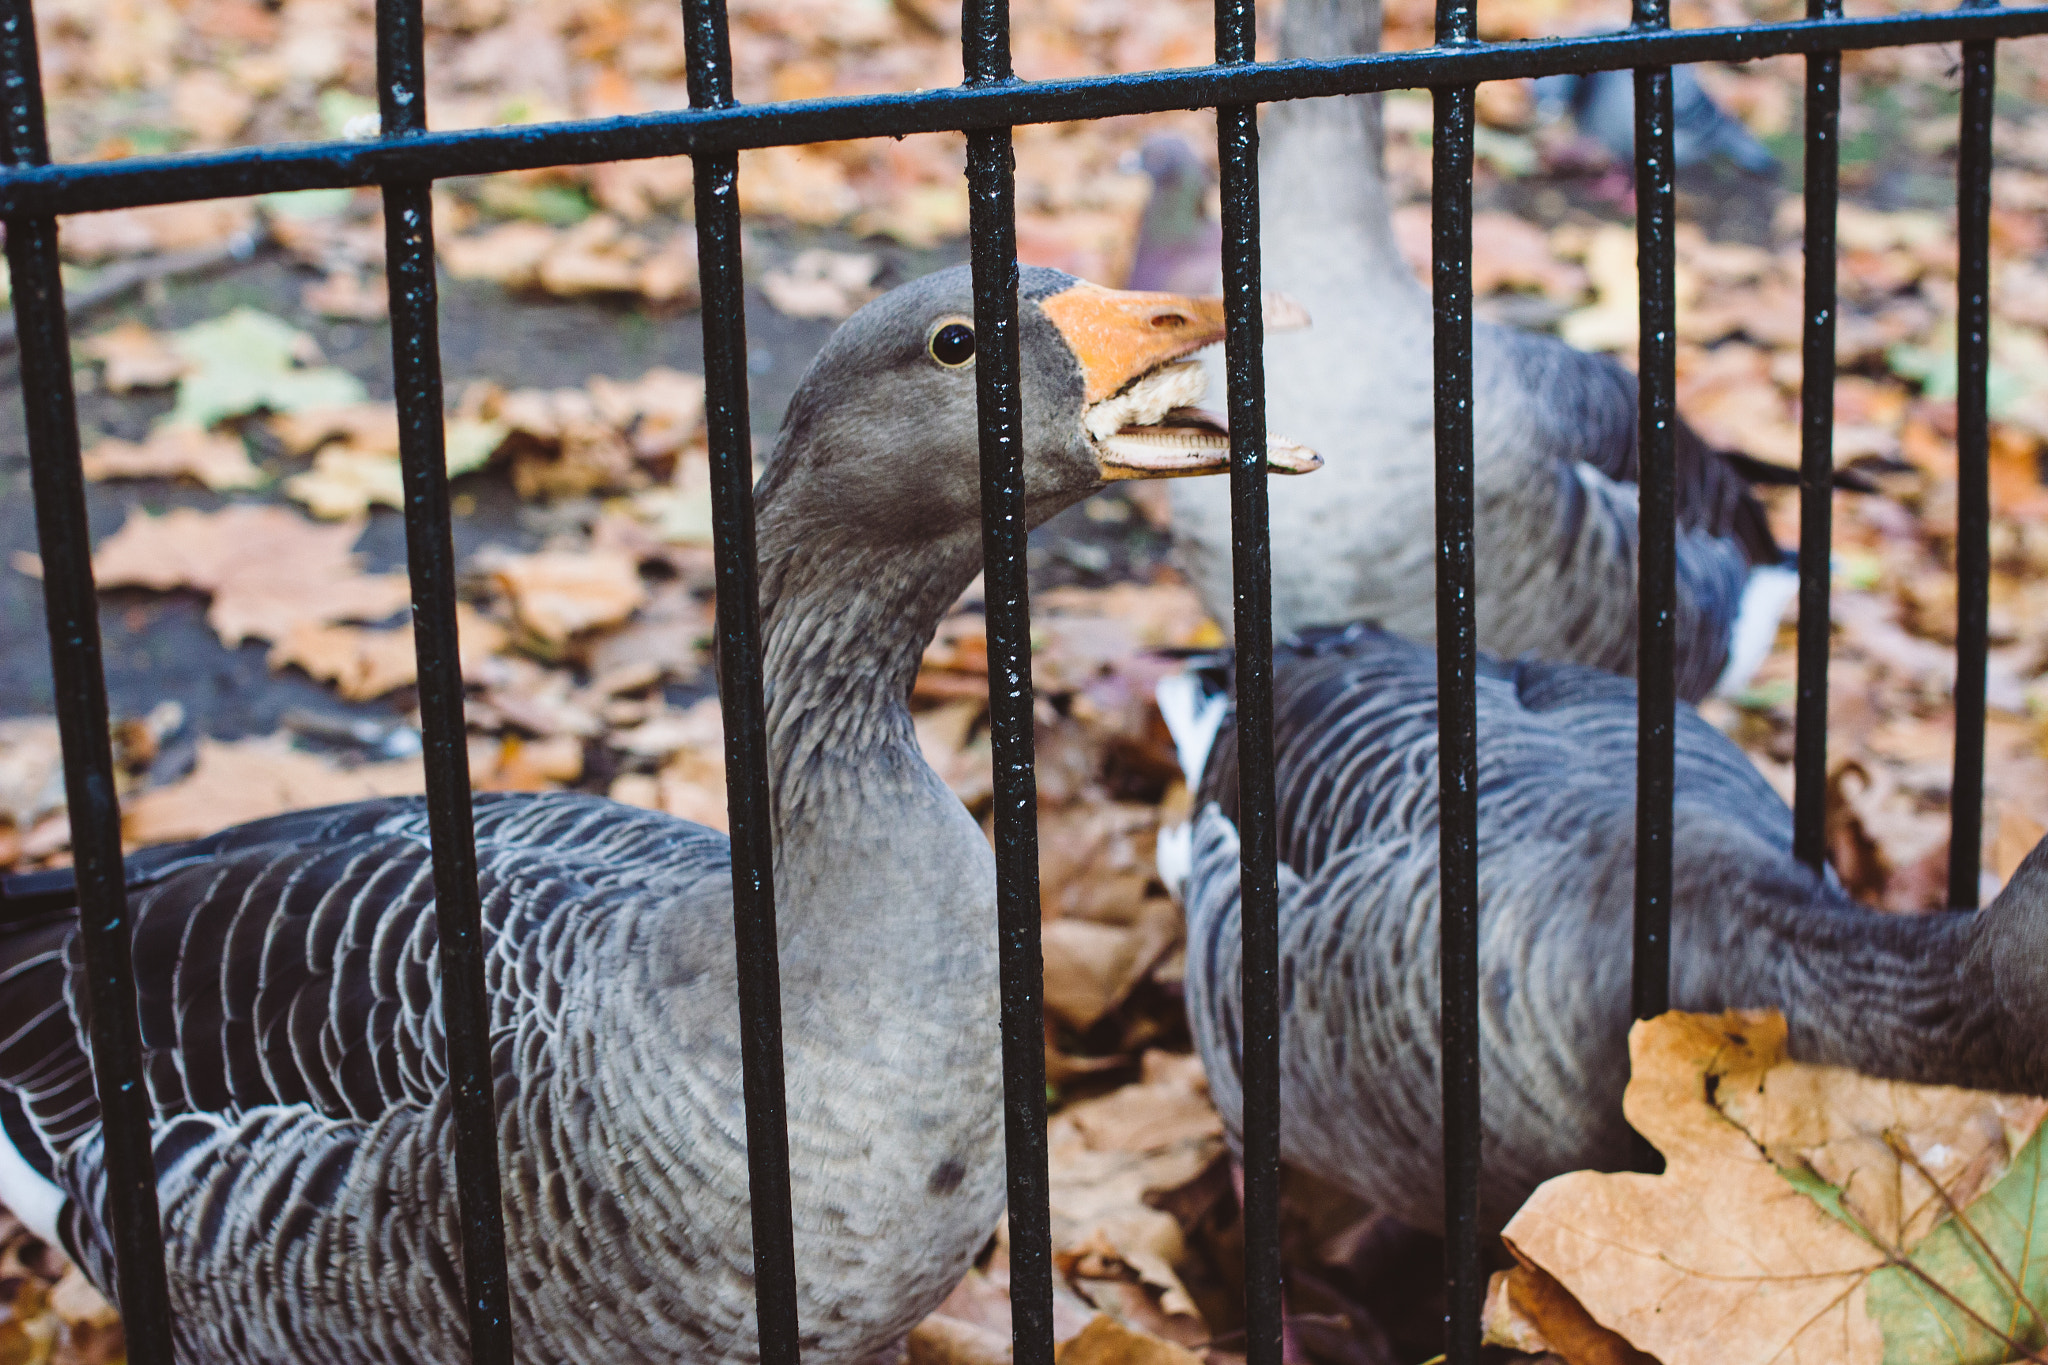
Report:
1481,1263,1652,1365
1052,1312,1200,1365
92,505,411,646
909,1313,1015,1365
1042,907,1180,1034
478,733,585,791
267,604,509,701
1997,805,2048,885
1501,1011,2048,1365
122,738,424,845
301,269,390,320
759,248,882,320
81,424,263,490
487,547,648,644
79,320,190,392
440,221,562,287
916,699,994,809
58,200,257,263
170,68,255,145
0,718,65,833
1049,1052,1224,1323
271,403,400,457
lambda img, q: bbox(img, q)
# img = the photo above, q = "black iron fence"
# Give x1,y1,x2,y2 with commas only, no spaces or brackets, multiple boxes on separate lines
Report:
4,0,2046,1358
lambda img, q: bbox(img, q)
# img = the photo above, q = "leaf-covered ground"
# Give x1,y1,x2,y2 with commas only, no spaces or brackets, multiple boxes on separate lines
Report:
2,0,2048,1361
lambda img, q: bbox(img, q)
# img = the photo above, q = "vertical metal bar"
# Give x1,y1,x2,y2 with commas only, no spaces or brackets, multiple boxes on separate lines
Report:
963,43,1054,1365
1631,0,1677,1175
373,3,513,1361
1949,30,1996,910
1214,2,1280,1363
1630,12,1676,1017
959,7,1053,1365
0,5,175,1359
1792,5,1842,874
679,3,800,1360
1430,0,1481,1354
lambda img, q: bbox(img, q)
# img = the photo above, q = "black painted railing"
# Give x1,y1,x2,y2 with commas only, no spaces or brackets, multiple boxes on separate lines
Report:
3,0,2042,1360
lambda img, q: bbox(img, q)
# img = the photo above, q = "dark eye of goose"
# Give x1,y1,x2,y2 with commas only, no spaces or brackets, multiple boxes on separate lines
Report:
928,322,976,368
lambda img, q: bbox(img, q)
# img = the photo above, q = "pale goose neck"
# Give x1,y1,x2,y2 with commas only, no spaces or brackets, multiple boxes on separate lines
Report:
1263,0,1422,312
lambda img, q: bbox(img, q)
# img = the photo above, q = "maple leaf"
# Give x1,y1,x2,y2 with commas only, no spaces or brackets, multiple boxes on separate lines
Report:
81,424,264,490
164,308,367,430
1495,1011,2048,1365
122,737,425,846
91,504,410,646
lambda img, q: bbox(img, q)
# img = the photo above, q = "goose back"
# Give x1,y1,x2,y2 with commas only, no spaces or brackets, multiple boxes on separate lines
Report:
1183,626,2005,1237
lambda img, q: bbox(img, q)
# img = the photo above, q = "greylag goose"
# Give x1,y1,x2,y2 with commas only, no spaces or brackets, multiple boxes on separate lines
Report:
1168,0,1810,701
1173,624,2048,1240
0,264,1316,1364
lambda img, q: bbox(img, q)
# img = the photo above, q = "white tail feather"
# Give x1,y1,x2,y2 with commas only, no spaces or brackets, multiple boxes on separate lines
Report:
1155,670,1229,789
1714,563,1800,697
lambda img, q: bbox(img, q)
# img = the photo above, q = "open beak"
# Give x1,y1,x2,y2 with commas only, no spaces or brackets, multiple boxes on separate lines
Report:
1037,281,1321,481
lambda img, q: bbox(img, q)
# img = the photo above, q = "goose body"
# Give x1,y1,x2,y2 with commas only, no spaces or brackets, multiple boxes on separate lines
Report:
0,265,1314,1364
1167,0,1794,701
1177,625,2048,1238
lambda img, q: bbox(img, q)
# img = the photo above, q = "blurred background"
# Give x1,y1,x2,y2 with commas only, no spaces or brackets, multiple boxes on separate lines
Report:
0,0,2046,1359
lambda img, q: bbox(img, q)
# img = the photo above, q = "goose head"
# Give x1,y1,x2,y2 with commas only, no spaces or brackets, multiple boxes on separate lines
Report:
758,263,1319,546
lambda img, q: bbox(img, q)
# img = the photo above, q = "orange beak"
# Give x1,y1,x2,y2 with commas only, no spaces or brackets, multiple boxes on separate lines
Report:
1037,281,1321,480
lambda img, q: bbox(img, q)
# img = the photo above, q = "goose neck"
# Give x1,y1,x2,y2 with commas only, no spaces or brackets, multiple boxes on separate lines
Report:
1693,869,2048,1097
752,525,983,834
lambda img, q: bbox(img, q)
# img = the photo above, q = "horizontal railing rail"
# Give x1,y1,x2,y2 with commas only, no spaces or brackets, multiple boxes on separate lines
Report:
0,9,2043,217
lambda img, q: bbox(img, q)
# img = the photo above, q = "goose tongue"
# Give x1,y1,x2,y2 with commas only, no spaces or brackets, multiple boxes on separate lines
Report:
1100,406,1322,480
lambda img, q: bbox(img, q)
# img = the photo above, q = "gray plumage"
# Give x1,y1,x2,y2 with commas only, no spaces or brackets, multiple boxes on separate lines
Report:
1167,0,1783,702
0,263,1225,1364
1535,64,1783,177
1178,625,2048,1239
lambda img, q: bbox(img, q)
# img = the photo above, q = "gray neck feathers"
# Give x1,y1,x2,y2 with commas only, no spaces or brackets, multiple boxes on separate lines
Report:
1678,843,2048,1097
754,525,983,831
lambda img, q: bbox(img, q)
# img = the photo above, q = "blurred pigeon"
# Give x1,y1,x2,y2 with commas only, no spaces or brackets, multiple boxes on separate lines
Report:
1124,135,1222,295
1536,64,1781,176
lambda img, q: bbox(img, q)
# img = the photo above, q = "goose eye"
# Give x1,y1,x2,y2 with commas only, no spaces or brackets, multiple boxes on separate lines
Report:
928,322,976,368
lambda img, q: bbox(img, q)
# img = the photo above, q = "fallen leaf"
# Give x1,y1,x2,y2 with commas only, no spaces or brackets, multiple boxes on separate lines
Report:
487,547,648,644
122,737,425,845
1042,902,1181,1034
0,718,65,833
760,247,882,320
170,68,255,145
1481,1262,1652,1365
164,308,368,430
1050,1052,1225,1324
78,320,190,391
1502,1011,2048,1365
267,604,508,701
92,504,411,646
441,221,562,286
301,269,390,320
80,424,264,490
282,418,507,519
909,1313,1015,1365
1052,1316,1200,1365
58,200,257,263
